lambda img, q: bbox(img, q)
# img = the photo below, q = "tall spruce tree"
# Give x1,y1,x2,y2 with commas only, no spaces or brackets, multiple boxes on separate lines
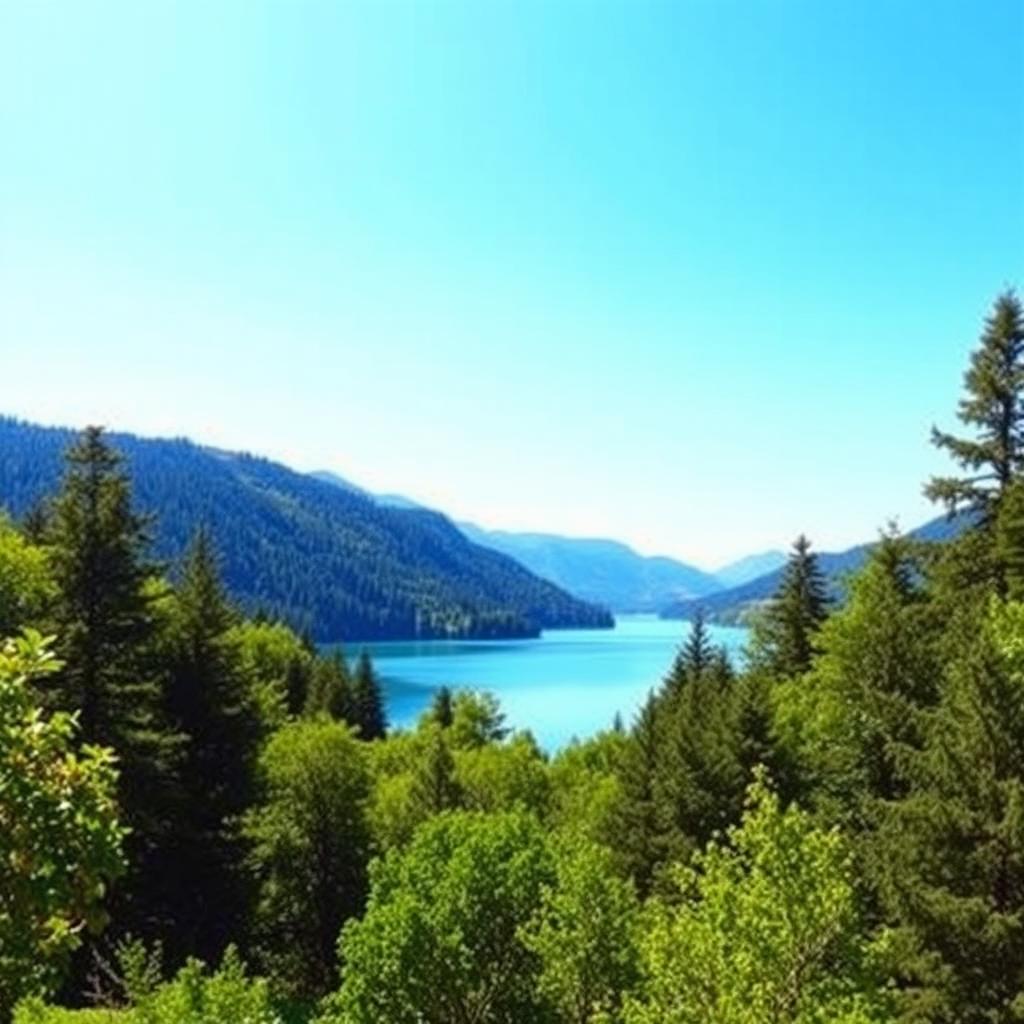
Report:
876,599,1024,1021
666,609,715,690
164,527,262,963
352,650,387,740
614,694,663,895
750,534,828,678
926,290,1024,523
429,684,455,728
44,427,180,948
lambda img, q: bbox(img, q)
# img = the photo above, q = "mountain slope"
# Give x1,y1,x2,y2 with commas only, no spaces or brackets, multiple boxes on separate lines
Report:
664,514,971,624
457,523,722,612
713,550,787,588
0,418,612,642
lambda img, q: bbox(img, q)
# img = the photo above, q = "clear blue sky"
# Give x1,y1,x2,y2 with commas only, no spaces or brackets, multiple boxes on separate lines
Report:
2,1,1022,567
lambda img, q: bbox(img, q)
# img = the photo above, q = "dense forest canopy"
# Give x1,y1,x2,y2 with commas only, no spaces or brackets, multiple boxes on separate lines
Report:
0,418,611,642
3,289,1024,1024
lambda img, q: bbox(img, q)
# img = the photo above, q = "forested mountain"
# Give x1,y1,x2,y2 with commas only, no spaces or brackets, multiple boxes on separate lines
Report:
457,524,722,612
0,418,611,641
665,512,971,623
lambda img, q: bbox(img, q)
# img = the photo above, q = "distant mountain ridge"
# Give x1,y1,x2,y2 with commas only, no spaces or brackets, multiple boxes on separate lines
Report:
0,418,612,642
457,524,722,613
663,514,971,624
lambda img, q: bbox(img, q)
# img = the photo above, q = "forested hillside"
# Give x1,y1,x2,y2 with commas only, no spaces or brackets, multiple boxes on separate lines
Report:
665,511,970,623
0,419,611,641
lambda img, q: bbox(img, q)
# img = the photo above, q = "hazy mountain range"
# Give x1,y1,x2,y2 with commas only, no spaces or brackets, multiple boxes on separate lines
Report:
312,469,967,624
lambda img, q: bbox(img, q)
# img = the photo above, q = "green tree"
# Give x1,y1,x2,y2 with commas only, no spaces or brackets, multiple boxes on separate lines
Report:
164,528,263,963
0,516,55,637
775,531,940,821
997,477,1024,601
625,772,895,1024
321,811,553,1024
230,619,313,723
305,649,353,723
15,946,278,1024
44,426,168,767
455,730,551,816
614,694,663,895
875,597,1024,1022
351,651,387,740
428,684,455,728
666,609,715,689
409,721,462,817
43,428,178,949
926,290,1024,523
245,719,371,1001
0,631,126,1016
522,836,640,1024
749,534,829,678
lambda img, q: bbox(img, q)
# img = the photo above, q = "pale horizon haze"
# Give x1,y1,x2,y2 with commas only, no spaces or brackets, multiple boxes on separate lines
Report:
2,1,1023,568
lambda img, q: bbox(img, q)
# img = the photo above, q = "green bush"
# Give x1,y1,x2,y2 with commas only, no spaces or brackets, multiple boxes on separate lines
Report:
14,948,285,1024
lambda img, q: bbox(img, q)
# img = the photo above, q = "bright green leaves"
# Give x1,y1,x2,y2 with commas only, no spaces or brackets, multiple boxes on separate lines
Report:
625,772,895,1024
0,631,126,1016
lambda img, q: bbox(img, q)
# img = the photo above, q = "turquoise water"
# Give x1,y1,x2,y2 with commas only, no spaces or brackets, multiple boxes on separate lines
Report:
359,615,750,750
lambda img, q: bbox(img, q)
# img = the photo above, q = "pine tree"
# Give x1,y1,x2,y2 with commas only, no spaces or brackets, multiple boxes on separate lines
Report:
352,651,387,740
926,290,1024,523
409,723,461,815
44,428,180,948
666,609,714,690
164,527,262,963
45,427,163,752
876,599,1024,1020
997,477,1024,601
750,534,829,678
306,649,353,722
614,694,663,895
429,684,455,728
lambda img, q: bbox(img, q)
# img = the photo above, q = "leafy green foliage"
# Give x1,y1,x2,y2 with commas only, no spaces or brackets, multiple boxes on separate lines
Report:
0,631,126,1016
522,837,640,1024
0,515,55,636
321,812,553,1024
625,772,896,1024
14,948,280,1024
244,719,371,1000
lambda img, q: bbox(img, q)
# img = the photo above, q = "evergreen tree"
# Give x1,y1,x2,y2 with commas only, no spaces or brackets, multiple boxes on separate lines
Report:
615,694,663,895
876,598,1024,1021
45,427,164,755
429,684,455,728
410,723,462,815
667,609,714,690
305,649,353,722
352,650,387,740
926,290,1024,523
997,477,1024,601
164,527,262,964
749,534,829,678
43,428,179,948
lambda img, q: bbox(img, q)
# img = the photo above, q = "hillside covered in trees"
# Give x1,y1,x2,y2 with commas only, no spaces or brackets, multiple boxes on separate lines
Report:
5,289,1024,1024
0,418,611,641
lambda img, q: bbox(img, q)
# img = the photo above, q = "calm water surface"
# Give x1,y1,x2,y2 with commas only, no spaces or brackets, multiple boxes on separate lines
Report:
359,615,750,750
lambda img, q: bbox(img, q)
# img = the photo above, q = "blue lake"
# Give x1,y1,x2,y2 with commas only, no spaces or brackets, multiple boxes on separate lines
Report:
358,615,751,750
